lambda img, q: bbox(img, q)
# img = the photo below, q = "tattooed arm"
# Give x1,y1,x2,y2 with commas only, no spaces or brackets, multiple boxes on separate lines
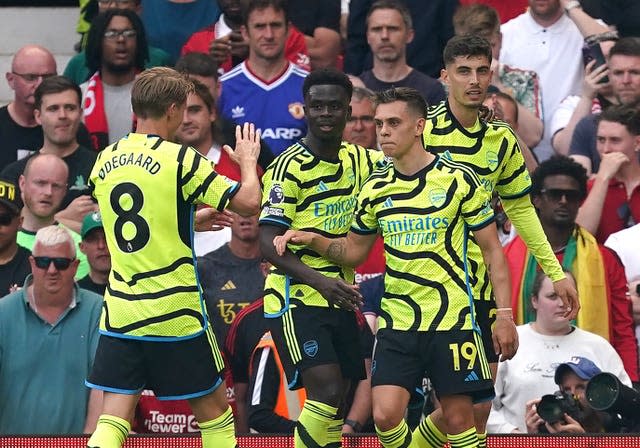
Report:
273,230,378,268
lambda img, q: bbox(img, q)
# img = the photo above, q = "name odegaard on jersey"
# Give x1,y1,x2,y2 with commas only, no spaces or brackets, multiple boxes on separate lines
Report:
98,152,161,179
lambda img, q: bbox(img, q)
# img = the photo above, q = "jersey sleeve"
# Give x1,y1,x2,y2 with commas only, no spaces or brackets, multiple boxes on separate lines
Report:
461,172,495,231
178,145,239,211
351,183,378,235
259,159,300,229
495,130,532,200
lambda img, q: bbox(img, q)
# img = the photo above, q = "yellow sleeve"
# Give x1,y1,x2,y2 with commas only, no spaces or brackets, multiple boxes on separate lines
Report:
501,194,565,282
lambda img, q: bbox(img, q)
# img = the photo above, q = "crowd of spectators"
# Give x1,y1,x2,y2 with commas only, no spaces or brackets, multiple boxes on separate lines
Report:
0,0,639,439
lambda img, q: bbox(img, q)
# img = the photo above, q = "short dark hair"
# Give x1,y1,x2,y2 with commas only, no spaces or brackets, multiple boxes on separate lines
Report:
34,76,82,110
374,87,427,118
85,9,149,74
366,0,413,30
244,0,289,27
609,37,640,59
443,34,492,66
302,68,353,99
175,52,219,79
191,78,215,112
597,104,640,136
530,155,588,201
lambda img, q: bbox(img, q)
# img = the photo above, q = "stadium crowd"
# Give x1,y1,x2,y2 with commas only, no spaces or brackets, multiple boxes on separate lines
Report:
0,0,639,447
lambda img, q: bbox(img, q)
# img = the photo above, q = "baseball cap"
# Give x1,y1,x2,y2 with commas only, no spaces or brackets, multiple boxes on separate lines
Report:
0,178,22,215
81,211,104,239
554,356,602,384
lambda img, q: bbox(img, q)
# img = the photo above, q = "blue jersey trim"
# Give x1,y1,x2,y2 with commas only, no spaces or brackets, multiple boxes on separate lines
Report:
85,380,144,395
287,369,300,390
98,328,205,342
462,224,481,333
157,377,223,401
467,215,495,231
263,274,291,318
259,217,290,228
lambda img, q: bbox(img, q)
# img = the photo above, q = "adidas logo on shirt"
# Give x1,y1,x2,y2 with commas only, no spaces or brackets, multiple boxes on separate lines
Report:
317,181,329,192
221,280,236,291
382,197,394,209
231,106,245,119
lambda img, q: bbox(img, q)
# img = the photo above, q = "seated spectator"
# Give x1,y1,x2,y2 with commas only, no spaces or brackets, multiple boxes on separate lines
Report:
140,0,221,64
342,86,377,149
568,37,640,175
505,155,638,381
605,223,640,282
78,211,110,296
0,45,91,170
358,0,445,106
524,357,613,433
0,178,30,296
181,0,310,73
577,105,640,243
82,9,149,151
64,0,171,85
0,225,103,434
345,0,456,79
453,2,544,149
218,0,308,157
17,153,90,279
487,270,632,433
1,76,98,234
288,0,341,69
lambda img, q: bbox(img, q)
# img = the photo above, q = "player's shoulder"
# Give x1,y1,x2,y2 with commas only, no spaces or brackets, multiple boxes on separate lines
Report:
486,120,518,140
361,161,394,190
426,100,448,119
265,142,309,181
436,155,483,187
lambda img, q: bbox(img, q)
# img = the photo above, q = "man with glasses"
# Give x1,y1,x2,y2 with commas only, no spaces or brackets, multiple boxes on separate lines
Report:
81,9,149,151
504,155,639,383
65,0,171,86
0,45,91,171
17,153,90,279
0,225,103,434
0,178,30,296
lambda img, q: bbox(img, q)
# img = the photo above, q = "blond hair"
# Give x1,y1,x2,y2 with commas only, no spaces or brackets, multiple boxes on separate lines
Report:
34,225,76,257
131,67,195,119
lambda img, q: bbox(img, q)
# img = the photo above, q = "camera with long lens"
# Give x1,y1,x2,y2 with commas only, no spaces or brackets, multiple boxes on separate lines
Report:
537,391,584,427
586,372,640,432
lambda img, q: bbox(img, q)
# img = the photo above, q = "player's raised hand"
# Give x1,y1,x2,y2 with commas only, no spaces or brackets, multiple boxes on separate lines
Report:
553,277,580,320
194,207,234,232
316,277,363,311
493,308,519,361
273,230,314,256
223,123,261,166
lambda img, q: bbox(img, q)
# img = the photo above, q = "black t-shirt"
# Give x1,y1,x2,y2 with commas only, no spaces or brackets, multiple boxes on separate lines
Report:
359,69,446,107
0,146,97,209
0,105,93,172
0,246,31,297
77,275,106,296
288,0,340,35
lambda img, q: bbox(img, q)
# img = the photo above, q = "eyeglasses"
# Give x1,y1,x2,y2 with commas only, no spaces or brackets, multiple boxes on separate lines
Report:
104,29,137,40
0,212,16,226
11,72,56,83
33,256,75,271
540,188,582,203
347,115,375,125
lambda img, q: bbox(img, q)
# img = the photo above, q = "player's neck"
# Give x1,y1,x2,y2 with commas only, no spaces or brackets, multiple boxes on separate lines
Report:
371,60,412,83
8,101,38,127
136,119,171,140
228,238,260,259
41,140,78,159
394,145,433,176
191,133,214,157
302,134,342,160
448,98,479,129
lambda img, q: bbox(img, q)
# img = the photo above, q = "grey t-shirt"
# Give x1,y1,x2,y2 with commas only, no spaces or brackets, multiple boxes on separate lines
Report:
103,81,135,145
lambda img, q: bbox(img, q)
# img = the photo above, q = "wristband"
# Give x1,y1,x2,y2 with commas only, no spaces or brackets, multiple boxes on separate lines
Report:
344,419,362,432
564,0,581,13
496,307,512,313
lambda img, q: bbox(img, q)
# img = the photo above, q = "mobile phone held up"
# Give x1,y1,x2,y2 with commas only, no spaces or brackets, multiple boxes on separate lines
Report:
582,42,609,84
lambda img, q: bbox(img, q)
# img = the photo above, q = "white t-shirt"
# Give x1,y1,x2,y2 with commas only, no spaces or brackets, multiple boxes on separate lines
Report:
488,323,631,433
605,223,640,282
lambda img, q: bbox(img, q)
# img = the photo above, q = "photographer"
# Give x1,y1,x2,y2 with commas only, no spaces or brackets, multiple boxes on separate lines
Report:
524,357,611,433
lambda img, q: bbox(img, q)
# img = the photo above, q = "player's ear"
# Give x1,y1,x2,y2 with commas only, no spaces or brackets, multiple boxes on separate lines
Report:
415,117,425,136
441,68,449,86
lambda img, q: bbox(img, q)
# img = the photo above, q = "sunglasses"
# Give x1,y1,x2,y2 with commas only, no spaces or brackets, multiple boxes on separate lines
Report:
0,212,16,226
540,188,582,203
33,256,75,270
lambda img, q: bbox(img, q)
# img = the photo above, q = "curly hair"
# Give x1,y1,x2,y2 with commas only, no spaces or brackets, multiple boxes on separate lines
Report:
530,155,588,200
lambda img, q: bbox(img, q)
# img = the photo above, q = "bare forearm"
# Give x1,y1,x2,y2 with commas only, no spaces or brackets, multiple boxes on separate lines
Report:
484,248,512,309
305,30,341,69
516,104,543,149
566,6,609,37
230,162,261,216
552,96,594,155
516,133,539,173
576,177,608,235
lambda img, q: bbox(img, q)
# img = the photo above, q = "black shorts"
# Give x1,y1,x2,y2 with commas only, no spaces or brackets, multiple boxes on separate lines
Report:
371,328,494,403
87,327,225,400
268,305,367,390
474,298,499,364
